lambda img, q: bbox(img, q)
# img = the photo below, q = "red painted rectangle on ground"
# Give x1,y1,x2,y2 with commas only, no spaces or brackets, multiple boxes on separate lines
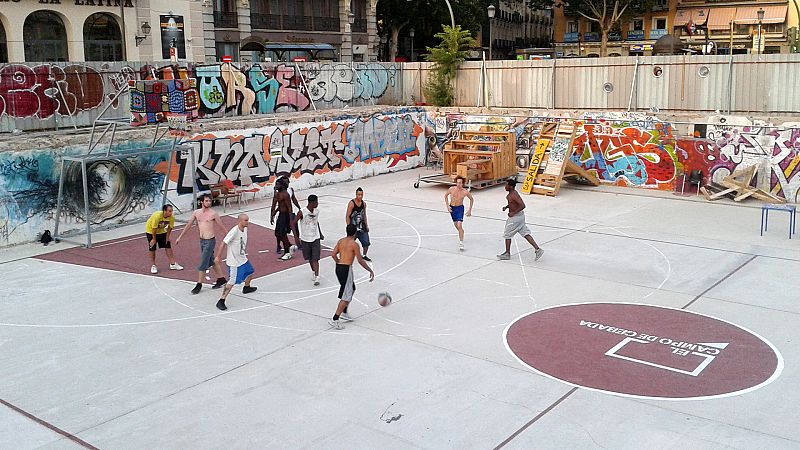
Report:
37,216,330,284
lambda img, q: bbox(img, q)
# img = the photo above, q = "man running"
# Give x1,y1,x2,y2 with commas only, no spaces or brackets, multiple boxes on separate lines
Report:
271,181,294,260
328,224,374,330
145,204,183,274
497,178,544,261
444,176,474,251
175,194,228,294
271,176,302,251
345,187,371,261
216,214,257,311
292,194,324,285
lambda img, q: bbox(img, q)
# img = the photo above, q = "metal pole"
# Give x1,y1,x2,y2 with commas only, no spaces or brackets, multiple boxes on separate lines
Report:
295,62,317,111
489,20,493,60
442,0,456,28
162,138,176,208
54,159,66,239
726,53,734,114
550,56,556,109
627,55,640,111
191,144,198,211
81,159,92,248
757,21,762,55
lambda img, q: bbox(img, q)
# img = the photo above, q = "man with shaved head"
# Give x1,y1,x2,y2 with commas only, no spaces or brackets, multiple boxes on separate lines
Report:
217,214,257,310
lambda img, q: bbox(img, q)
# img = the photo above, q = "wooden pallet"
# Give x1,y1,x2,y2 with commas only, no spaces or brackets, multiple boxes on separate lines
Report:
563,160,601,186
443,131,516,182
521,123,557,194
700,165,786,204
531,123,577,197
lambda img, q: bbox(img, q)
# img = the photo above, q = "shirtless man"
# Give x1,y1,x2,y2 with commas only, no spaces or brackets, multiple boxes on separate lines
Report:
175,194,228,294
271,182,294,260
328,224,375,330
271,176,302,250
497,178,544,261
444,176,474,251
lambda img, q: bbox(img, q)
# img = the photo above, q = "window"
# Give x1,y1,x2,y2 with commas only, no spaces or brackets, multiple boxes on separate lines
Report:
735,24,750,35
214,0,236,13
590,21,600,33
0,20,7,63
84,13,123,61
764,23,784,33
630,19,643,31
652,17,667,30
216,42,239,61
24,11,69,62
567,21,578,33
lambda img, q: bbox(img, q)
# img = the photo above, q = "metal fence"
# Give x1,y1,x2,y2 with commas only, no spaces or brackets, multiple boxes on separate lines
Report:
400,53,800,115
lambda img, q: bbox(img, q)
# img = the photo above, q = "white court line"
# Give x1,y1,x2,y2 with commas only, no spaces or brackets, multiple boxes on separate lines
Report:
513,237,535,304
608,226,672,299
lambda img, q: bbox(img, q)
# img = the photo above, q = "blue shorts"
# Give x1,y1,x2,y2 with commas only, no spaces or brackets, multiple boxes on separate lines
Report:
228,261,255,285
450,205,465,222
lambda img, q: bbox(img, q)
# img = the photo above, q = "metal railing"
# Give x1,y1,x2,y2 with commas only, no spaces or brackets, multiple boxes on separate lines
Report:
251,13,281,30
314,16,339,32
214,11,239,28
352,18,367,33
283,15,312,31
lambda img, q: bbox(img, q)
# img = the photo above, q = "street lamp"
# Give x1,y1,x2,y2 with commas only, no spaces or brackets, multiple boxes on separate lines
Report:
488,4,496,60
409,28,415,62
757,7,765,55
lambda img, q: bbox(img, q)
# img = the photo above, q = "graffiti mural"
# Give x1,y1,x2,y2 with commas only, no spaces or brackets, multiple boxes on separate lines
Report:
1,62,400,132
174,113,424,194
0,148,170,246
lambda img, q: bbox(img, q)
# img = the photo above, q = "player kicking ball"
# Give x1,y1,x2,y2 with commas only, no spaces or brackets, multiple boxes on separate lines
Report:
328,224,374,330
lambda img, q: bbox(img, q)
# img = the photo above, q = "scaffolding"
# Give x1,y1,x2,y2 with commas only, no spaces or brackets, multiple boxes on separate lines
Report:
53,81,196,248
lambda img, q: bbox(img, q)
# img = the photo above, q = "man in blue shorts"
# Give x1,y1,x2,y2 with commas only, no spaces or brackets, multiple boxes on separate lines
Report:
444,176,474,251
216,214,257,310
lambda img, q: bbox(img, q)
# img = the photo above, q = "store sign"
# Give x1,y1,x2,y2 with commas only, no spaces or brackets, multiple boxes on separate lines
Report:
160,15,186,60
630,44,653,51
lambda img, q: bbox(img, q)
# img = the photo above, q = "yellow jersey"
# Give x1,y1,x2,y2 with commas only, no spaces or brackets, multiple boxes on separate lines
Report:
146,211,174,235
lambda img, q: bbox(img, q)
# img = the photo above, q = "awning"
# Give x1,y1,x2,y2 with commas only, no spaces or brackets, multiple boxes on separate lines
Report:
263,43,336,51
734,5,788,24
674,8,710,27
707,7,737,30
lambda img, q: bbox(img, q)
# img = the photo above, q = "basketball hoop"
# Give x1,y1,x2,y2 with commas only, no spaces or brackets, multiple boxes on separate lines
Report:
167,114,189,137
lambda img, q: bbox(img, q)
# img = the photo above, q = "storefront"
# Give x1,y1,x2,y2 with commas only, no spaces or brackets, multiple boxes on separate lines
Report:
0,1,204,62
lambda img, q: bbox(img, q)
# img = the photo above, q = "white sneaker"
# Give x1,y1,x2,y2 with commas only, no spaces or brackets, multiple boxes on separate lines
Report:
150,265,158,274
535,248,545,261
340,312,353,322
280,253,292,261
459,242,465,251
313,275,320,286
169,263,184,270
328,319,344,330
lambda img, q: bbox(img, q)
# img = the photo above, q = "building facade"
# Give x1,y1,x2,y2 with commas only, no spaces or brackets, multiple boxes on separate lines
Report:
0,0,206,63
206,0,378,63
483,1,553,59
552,0,799,57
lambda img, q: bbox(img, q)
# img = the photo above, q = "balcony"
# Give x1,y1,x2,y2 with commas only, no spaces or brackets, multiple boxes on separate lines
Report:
608,31,622,41
649,29,668,39
283,15,312,31
352,18,367,33
314,16,339,32
627,30,645,41
214,11,239,29
583,32,600,42
251,13,281,30
564,32,579,43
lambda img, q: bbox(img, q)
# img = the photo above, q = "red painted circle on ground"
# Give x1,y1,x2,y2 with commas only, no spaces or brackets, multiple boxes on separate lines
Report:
505,303,783,400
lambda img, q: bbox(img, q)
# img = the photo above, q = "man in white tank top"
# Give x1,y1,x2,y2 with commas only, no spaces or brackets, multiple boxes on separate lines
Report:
291,194,324,285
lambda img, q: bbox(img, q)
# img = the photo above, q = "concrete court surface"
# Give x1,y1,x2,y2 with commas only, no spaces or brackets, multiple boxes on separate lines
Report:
1,167,799,449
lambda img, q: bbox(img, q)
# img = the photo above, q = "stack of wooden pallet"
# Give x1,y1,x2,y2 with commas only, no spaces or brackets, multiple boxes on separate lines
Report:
521,122,599,197
443,131,516,184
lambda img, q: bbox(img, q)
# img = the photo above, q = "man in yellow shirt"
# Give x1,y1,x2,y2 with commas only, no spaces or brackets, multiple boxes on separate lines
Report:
146,204,183,274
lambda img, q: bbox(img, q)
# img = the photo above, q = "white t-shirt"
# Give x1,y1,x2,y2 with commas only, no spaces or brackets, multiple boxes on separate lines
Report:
224,225,248,267
298,207,320,242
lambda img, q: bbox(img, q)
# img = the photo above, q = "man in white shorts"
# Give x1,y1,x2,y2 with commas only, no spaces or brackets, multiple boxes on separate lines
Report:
216,214,257,310
292,194,324,285
497,178,544,261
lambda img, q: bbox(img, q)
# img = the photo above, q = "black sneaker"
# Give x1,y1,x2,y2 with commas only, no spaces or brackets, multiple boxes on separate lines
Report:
362,255,372,262
216,299,227,311
212,278,227,289
242,286,257,294
191,283,202,295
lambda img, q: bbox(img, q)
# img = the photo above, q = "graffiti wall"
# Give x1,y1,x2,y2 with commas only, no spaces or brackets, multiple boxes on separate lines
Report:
0,62,400,133
0,110,426,247
431,112,800,202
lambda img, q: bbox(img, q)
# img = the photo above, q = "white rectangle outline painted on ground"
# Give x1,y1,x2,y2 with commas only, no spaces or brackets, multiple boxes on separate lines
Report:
604,337,716,377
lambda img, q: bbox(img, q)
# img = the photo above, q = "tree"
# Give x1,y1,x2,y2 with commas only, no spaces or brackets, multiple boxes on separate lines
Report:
523,0,656,56
423,25,475,106
377,0,491,61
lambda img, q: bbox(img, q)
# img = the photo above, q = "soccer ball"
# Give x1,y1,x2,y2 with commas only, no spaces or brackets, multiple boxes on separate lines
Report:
378,292,392,307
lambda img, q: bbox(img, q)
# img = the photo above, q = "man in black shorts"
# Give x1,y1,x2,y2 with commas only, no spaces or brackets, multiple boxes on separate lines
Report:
328,224,375,330
271,182,294,260
345,187,371,261
292,194,324,285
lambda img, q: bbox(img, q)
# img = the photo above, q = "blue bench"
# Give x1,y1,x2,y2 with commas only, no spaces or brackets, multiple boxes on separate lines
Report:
760,204,797,239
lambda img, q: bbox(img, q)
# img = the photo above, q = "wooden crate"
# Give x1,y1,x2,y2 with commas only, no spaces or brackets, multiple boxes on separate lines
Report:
443,131,516,182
